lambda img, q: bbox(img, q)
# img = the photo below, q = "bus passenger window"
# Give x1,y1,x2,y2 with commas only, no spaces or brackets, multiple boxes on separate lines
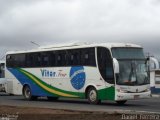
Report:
57,54,62,66
48,52,56,66
68,49,81,66
41,52,49,67
54,51,67,66
26,54,33,67
6,55,13,68
81,48,96,66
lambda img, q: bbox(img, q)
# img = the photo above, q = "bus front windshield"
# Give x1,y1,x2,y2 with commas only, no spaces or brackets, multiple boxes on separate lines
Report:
112,48,149,86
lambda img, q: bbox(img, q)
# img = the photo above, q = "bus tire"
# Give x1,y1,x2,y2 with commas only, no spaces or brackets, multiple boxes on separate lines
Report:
23,85,37,101
47,96,58,101
87,87,101,104
116,100,127,105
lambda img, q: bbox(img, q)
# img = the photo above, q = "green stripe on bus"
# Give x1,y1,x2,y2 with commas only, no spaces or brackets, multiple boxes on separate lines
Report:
98,86,115,100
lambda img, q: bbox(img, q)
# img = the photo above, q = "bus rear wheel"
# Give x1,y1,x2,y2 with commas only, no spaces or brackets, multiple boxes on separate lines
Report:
23,85,37,101
116,100,127,105
87,87,101,104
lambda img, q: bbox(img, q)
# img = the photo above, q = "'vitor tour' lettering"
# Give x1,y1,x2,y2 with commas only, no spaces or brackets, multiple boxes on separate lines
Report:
41,69,67,77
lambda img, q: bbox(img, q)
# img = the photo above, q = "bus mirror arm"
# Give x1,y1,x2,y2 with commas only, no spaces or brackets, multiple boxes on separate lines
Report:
145,57,149,64
113,58,119,74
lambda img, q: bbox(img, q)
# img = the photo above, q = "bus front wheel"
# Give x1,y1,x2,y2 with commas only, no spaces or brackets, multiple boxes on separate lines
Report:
87,87,101,104
23,85,37,101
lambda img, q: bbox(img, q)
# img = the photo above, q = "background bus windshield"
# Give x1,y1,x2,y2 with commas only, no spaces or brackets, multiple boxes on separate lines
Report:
0,63,5,78
112,48,149,86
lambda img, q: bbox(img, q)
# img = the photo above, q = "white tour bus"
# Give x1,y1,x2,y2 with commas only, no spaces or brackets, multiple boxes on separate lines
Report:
0,61,6,92
5,43,151,104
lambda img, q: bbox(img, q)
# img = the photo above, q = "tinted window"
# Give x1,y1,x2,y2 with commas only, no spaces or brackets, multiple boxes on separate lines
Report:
97,47,114,84
6,54,25,67
6,55,14,67
26,53,41,67
55,50,67,66
6,47,96,68
67,49,81,66
41,52,49,67
81,48,96,66
25,53,34,67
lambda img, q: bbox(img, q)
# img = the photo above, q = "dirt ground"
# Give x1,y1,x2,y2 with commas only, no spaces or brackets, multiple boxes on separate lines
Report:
0,105,122,120
1,105,160,120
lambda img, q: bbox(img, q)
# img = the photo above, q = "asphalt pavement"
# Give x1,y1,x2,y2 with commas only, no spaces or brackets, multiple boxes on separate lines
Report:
0,92,160,113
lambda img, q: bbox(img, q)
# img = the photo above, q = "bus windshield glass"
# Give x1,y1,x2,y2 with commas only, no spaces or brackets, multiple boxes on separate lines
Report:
112,48,145,59
112,48,149,85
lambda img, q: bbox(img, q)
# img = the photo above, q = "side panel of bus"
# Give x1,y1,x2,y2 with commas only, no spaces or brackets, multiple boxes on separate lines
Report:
6,66,113,99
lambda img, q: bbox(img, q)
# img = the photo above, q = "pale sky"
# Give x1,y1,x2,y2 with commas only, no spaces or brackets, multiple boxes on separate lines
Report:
0,0,160,59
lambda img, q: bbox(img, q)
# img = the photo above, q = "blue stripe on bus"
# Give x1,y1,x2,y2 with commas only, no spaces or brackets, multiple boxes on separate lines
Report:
8,68,52,96
151,87,160,94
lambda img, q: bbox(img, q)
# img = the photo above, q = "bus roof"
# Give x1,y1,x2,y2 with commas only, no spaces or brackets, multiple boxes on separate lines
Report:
6,42,142,54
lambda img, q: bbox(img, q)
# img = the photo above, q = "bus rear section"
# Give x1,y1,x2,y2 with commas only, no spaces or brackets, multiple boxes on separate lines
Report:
0,61,6,92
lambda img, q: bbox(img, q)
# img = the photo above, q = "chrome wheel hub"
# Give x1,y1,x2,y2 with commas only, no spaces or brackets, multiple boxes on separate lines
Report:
25,88,31,98
89,90,97,102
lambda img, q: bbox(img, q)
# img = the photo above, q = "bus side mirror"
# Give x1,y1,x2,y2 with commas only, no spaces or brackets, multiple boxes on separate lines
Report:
149,57,159,70
113,58,119,74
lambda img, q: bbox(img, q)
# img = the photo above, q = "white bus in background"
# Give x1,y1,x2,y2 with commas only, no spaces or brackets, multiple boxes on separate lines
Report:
5,42,151,105
149,57,160,94
0,61,6,92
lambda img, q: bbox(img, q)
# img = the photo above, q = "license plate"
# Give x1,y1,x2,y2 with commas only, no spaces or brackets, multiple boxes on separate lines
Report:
134,95,139,99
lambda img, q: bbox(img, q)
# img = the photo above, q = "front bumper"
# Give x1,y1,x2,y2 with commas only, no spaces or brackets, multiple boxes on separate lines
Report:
115,91,151,101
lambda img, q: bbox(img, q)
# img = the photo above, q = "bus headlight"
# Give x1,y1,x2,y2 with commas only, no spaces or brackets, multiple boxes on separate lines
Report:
144,88,150,92
117,88,127,93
